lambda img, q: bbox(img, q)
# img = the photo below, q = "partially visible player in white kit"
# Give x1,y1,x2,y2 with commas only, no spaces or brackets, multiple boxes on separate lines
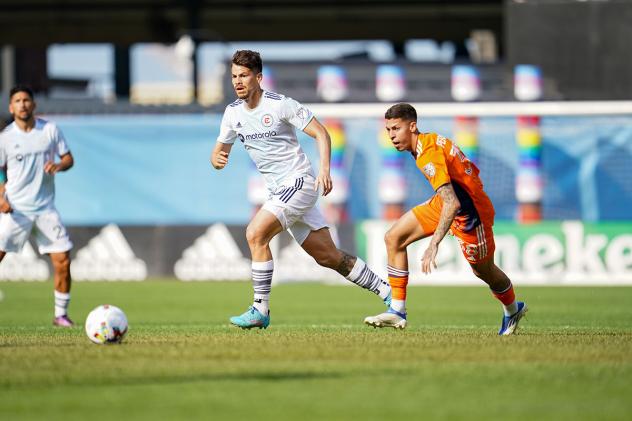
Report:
211,50,391,329
0,86,75,327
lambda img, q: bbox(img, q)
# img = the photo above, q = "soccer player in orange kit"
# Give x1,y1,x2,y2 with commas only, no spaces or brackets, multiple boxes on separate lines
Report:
364,103,527,335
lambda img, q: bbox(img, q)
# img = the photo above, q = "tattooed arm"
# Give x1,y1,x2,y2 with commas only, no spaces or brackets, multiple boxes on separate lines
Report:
421,183,461,274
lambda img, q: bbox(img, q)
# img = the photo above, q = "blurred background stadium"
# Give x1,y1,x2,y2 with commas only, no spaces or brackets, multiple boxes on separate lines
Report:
1,0,631,285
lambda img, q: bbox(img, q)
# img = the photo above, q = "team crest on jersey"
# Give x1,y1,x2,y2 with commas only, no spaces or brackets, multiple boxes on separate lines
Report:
423,163,436,177
261,114,274,127
436,135,447,147
297,107,308,120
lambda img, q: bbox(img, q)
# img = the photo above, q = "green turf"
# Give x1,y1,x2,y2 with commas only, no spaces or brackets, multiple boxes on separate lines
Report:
1,281,631,420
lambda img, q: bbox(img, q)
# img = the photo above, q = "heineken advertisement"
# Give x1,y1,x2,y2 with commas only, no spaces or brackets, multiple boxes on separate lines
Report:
357,220,632,285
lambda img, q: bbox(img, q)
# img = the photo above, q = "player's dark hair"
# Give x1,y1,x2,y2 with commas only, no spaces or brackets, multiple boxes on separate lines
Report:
385,103,417,122
9,85,34,101
232,50,263,74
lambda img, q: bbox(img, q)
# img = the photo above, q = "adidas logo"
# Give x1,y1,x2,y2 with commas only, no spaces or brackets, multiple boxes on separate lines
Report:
0,242,49,281
236,122,242,128
174,223,251,281
174,224,347,283
71,224,147,281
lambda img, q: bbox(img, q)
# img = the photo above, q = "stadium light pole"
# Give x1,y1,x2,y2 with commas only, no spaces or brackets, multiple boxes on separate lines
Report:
114,45,131,100
186,0,201,103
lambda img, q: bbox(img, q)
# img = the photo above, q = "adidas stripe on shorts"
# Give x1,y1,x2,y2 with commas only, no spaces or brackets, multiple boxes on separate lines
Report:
262,175,327,245
0,208,73,254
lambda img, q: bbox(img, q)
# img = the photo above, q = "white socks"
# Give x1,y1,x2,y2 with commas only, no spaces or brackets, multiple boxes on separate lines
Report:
54,290,70,317
503,301,519,317
345,258,391,300
252,260,273,315
390,299,406,313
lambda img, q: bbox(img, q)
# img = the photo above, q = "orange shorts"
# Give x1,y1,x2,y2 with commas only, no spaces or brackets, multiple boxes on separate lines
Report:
412,195,495,264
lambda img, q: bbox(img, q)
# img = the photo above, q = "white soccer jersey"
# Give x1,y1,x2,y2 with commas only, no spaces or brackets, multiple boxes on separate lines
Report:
217,91,315,190
0,118,70,214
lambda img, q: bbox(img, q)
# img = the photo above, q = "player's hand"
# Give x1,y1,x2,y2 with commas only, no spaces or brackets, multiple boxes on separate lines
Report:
421,242,439,274
315,171,333,196
0,198,12,213
211,151,229,169
44,161,60,175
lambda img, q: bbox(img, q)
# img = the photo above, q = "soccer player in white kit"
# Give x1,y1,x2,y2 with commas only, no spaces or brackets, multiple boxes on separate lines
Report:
211,50,391,329
0,86,75,327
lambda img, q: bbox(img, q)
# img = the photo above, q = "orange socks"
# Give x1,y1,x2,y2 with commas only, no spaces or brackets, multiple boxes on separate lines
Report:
387,265,408,312
492,284,515,305
492,284,518,316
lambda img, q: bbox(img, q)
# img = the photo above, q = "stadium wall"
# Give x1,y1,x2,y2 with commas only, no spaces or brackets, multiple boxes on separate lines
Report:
1,109,627,284
1,221,630,285
49,112,632,224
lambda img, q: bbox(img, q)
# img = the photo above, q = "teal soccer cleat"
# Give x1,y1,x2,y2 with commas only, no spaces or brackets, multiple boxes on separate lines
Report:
383,291,392,308
498,302,528,335
230,306,270,329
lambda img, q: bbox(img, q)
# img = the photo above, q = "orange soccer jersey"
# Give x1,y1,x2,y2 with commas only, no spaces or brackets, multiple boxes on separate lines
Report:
411,132,496,263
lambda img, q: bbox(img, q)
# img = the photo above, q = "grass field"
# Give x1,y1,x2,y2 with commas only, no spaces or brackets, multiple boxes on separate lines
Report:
1,281,631,420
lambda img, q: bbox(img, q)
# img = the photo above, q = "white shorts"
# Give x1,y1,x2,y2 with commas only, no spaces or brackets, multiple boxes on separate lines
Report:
0,209,73,254
262,175,328,244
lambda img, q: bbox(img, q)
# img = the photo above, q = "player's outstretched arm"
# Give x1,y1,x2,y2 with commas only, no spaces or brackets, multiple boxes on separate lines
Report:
303,117,332,196
211,142,233,170
44,152,74,175
421,183,461,274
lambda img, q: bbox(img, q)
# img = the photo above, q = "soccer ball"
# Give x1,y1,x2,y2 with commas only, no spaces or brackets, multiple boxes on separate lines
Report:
85,304,128,345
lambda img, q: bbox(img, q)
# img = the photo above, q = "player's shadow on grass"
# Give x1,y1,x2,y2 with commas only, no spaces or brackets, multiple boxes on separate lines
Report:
88,371,346,388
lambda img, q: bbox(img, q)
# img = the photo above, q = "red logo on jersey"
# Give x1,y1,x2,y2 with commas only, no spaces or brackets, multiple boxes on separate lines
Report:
262,114,274,127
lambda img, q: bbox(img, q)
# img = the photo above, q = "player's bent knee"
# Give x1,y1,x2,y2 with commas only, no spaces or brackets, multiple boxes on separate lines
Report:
52,253,70,268
245,225,268,247
470,260,493,280
384,229,404,253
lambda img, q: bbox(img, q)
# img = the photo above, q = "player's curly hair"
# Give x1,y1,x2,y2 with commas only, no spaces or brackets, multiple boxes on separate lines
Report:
385,103,417,122
232,50,263,74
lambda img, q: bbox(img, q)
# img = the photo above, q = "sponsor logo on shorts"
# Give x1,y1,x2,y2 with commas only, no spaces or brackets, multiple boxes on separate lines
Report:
273,177,304,203
462,244,479,261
